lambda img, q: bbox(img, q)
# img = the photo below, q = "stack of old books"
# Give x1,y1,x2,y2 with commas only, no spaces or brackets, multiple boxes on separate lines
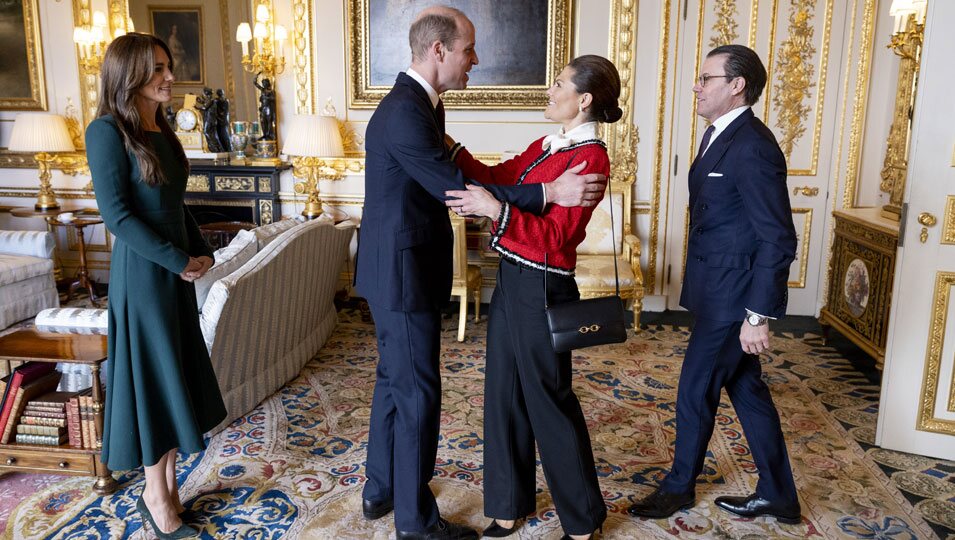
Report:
0,362,97,448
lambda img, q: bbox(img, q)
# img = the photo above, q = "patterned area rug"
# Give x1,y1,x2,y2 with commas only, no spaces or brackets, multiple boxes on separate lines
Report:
2,308,952,539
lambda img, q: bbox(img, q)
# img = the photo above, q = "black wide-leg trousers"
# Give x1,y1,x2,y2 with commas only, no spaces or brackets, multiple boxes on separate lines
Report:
483,259,606,535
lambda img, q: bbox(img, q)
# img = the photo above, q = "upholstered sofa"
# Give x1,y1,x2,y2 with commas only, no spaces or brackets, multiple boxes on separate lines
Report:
0,230,59,329
36,217,355,435
197,217,355,433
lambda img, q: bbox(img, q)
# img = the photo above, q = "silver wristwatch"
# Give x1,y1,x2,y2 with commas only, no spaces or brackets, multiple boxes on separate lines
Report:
746,313,768,327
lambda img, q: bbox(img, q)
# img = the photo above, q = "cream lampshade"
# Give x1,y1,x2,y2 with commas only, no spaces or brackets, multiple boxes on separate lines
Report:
8,113,76,210
284,115,345,219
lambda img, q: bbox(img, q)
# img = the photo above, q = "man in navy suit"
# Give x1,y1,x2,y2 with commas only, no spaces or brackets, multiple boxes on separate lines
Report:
355,6,606,539
628,45,800,524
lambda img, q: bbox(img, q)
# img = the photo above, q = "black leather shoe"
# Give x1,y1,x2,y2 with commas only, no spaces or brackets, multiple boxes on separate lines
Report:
714,494,801,524
482,518,523,537
396,518,479,540
559,524,602,539
362,498,394,520
627,488,695,519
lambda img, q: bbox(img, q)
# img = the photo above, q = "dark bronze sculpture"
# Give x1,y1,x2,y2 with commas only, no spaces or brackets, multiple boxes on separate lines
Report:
215,89,231,152
253,74,276,142
195,87,223,152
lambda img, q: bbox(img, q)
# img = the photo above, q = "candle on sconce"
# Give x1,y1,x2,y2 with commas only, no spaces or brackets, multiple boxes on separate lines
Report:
236,22,252,56
275,25,287,58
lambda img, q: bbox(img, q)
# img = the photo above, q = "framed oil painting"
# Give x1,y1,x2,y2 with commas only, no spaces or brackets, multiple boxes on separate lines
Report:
347,0,573,109
0,0,46,110
149,6,204,85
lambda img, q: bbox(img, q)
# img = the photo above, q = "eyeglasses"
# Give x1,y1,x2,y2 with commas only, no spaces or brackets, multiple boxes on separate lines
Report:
697,74,735,87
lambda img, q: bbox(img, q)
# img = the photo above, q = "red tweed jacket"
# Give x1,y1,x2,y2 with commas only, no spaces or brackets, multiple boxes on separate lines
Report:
454,137,609,275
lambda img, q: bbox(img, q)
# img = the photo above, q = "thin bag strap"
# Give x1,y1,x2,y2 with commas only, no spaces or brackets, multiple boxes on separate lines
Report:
543,176,621,305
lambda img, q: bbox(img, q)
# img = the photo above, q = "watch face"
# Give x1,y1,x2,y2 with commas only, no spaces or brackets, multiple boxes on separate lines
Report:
176,109,197,131
747,314,761,326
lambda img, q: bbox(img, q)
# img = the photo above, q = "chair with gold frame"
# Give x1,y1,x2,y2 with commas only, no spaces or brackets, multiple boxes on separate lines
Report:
449,211,483,341
573,175,644,330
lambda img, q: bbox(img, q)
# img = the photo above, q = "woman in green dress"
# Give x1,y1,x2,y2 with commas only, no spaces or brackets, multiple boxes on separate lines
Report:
85,33,226,539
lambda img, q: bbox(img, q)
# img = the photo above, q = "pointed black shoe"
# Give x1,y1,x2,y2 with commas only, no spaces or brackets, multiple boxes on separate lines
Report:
482,518,523,537
396,518,479,540
137,496,199,539
362,498,394,520
714,494,801,524
627,488,695,519
559,524,602,539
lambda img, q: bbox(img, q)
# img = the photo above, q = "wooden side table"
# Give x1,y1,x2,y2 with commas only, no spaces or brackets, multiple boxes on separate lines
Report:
48,217,104,306
0,328,117,495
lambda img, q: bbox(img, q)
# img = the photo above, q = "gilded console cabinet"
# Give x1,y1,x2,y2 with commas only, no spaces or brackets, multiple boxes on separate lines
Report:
819,208,900,368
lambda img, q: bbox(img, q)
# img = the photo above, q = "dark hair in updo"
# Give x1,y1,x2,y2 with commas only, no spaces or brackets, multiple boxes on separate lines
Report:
567,55,623,124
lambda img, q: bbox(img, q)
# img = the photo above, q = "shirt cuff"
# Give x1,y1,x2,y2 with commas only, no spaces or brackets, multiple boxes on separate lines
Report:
449,142,463,161
541,184,547,213
745,308,777,321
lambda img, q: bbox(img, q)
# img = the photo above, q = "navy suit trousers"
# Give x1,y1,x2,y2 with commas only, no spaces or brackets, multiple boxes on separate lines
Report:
660,316,798,505
363,304,442,532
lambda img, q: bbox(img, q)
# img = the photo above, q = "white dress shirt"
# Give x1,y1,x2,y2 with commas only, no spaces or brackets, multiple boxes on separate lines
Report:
701,105,750,156
405,68,440,110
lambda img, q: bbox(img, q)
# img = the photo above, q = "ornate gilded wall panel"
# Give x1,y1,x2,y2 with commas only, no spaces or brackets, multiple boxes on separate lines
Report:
942,196,955,245
918,272,955,435
789,207,812,287
646,0,672,295
291,0,314,114
709,0,740,48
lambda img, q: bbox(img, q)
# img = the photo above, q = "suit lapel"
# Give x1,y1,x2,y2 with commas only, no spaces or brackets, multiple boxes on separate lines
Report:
688,108,753,203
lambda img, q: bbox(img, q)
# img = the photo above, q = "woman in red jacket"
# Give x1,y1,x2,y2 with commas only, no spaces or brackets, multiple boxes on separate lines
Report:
445,55,622,540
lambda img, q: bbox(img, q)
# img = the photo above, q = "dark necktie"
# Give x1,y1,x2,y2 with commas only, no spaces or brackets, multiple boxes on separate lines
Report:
435,99,446,136
695,124,715,163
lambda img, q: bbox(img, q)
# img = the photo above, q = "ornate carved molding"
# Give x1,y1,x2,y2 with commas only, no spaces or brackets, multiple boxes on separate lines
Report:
291,0,315,114
918,271,955,435
709,0,740,48
647,0,671,295
789,207,812,287
772,0,816,160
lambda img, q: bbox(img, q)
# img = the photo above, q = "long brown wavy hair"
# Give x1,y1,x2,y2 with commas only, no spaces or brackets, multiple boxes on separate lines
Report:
95,32,187,185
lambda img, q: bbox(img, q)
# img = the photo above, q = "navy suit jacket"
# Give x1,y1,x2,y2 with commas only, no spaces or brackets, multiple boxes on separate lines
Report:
679,108,797,321
356,73,545,312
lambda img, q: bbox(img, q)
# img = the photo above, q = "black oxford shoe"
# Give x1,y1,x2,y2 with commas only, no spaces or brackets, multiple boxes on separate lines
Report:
627,488,695,519
396,518,479,540
362,498,394,520
714,494,801,524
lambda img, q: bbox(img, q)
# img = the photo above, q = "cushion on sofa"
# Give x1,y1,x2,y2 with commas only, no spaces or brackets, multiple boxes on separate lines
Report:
251,218,301,250
0,230,55,259
35,307,107,334
0,254,55,287
194,229,258,308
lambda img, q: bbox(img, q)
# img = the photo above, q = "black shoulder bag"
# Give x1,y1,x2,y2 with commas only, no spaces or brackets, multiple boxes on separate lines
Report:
543,180,628,353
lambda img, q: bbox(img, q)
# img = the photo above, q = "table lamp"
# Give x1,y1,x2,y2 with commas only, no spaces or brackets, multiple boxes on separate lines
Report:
283,114,345,219
8,113,76,211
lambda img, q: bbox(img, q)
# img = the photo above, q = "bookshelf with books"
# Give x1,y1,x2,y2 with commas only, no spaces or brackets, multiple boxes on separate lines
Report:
0,329,116,495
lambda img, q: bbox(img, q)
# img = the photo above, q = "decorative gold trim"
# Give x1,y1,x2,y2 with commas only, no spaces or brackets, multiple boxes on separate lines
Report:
73,0,99,127
648,0,673,295
607,0,639,206
917,271,955,435
748,0,759,49
0,0,47,110
291,0,314,114
184,198,254,207
148,6,207,87
107,0,130,38
0,188,96,200
771,0,818,162
258,177,272,192
186,174,210,192
789,207,812,288
709,0,740,48
942,196,955,245
215,176,256,192
762,0,781,120
843,0,876,207
346,0,574,109
0,151,36,169
219,0,235,101
259,199,273,224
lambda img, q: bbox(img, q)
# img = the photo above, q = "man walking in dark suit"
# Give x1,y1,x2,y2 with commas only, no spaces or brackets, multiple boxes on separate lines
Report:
355,6,606,539
628,44,801,524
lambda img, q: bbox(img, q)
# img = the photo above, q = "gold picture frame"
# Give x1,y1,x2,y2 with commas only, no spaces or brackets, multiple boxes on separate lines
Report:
0,0,47,111
346,0,574,110
148,5,205,86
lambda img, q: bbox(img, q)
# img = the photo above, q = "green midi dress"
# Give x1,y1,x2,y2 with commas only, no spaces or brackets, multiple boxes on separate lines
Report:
85,116,226,470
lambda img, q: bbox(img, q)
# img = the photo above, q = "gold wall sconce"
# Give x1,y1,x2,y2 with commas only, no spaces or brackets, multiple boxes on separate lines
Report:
8,114,78,210
235,5,287,79
880,0,927,221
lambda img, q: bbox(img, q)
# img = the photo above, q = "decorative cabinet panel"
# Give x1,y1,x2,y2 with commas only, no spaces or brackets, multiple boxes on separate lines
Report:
819,208,900,367
185,161,289,226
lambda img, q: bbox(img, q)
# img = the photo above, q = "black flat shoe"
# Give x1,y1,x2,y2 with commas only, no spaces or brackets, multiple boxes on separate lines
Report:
178,508,197,523
396,517,478,539
714,493,801,524
362,497,394,520
482,518,523,537
627,488,695,519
